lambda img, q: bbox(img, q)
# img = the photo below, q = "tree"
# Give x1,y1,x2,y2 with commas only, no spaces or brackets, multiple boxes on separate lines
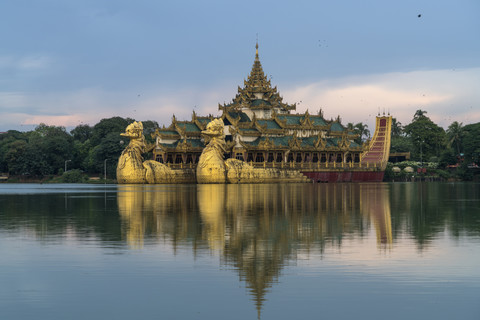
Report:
89,132,126,178
140,120,159,144
403,110,446,162
70,124,92,143
347,122,370,144
462,122,480,165
32,124,74,175
90,117,134,146
0,130,28,172
446,121,463,155
391,118,403,138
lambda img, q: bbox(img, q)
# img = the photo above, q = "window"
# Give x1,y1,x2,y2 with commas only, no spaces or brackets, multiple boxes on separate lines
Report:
320,153,327,163
267,153,274,162
276,153,283,162
175,154,183,164
296,153,302,163
304,152,311,162
287,153,294,162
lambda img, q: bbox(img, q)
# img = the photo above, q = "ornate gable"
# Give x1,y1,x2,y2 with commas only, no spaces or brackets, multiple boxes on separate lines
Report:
219,43,296,114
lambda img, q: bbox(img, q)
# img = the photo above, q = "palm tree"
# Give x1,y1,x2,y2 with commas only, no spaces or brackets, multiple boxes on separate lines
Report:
355,122,370,140
391,118,403,137
446,121,463,155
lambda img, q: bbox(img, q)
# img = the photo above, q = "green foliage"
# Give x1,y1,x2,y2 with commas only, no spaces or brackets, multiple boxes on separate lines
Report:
439,148,457,167
391,118,403,138
403,110,446,162
390,135,413,153
90,117,134,146
347,122,370,144
61,169,88,183
446,121,463,155
92,132,126,178
141,120,159,144
462,122,480,164
70,124,93,143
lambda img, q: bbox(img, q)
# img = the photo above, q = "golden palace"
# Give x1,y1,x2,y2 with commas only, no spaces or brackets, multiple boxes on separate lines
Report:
117,43,391,184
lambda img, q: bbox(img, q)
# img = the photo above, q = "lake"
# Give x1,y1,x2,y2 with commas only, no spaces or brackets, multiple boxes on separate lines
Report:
1,182,479,320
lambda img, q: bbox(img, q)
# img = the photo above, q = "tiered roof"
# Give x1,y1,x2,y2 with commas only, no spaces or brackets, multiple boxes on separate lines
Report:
153,43,363,153
219,43,295,113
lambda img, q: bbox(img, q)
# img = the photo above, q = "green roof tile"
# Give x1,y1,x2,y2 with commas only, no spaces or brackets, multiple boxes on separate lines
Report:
311,117,327,126
159,130,180,136
179,122,201,132
251,99,272,107
330,122,344,132
278,115,301,125
257,119,282,130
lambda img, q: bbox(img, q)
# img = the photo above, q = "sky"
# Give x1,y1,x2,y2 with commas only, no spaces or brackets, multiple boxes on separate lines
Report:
0,0,479,133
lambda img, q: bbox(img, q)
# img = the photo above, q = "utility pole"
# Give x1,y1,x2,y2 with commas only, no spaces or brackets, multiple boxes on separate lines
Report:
65,160,71,173
104,159,107,182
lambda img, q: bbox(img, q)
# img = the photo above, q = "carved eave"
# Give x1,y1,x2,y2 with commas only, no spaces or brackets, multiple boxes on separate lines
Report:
176,139,191,152
154,127,181,139
326,122,345,137
362,139,371,152
300,111,313,128
272,114,287,128
237,129,261,137
176,122,202,138
174,124,186,138
288,133,302,151
338,134,351,151
156,143,176,152
194,119,206,131
222,112,240,127
258,137,275,150
314,134,327,150
254,121,267,134
225,140,236,151
239,139,250,149
228,126,238,136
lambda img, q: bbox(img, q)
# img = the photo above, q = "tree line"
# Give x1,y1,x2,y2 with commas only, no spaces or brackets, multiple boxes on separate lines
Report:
0,117,158,180
0,110,479,181
389,109,480,180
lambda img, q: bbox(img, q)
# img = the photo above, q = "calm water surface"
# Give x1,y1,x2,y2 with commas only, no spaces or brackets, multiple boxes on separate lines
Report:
1,182,479,320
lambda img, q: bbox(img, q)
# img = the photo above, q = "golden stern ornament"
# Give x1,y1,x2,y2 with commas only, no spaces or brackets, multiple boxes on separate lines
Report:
117,121,178,184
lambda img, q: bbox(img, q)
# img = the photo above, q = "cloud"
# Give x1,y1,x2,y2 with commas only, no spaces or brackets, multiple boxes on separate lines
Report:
281,68,480,129
1,68,479,132
0,55,51,71
0,85,230,131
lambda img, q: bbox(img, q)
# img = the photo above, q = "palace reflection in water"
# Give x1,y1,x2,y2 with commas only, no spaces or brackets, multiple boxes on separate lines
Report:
117,183,392,314
1,182,479,320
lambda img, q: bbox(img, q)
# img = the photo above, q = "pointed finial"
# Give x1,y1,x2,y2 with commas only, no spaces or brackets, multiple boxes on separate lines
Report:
255,42,259,58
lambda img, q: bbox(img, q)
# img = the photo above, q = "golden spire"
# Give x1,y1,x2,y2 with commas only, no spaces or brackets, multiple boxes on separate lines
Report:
255,41,259,60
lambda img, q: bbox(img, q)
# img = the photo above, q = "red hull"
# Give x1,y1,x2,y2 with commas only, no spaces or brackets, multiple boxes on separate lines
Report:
301,171,385,183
